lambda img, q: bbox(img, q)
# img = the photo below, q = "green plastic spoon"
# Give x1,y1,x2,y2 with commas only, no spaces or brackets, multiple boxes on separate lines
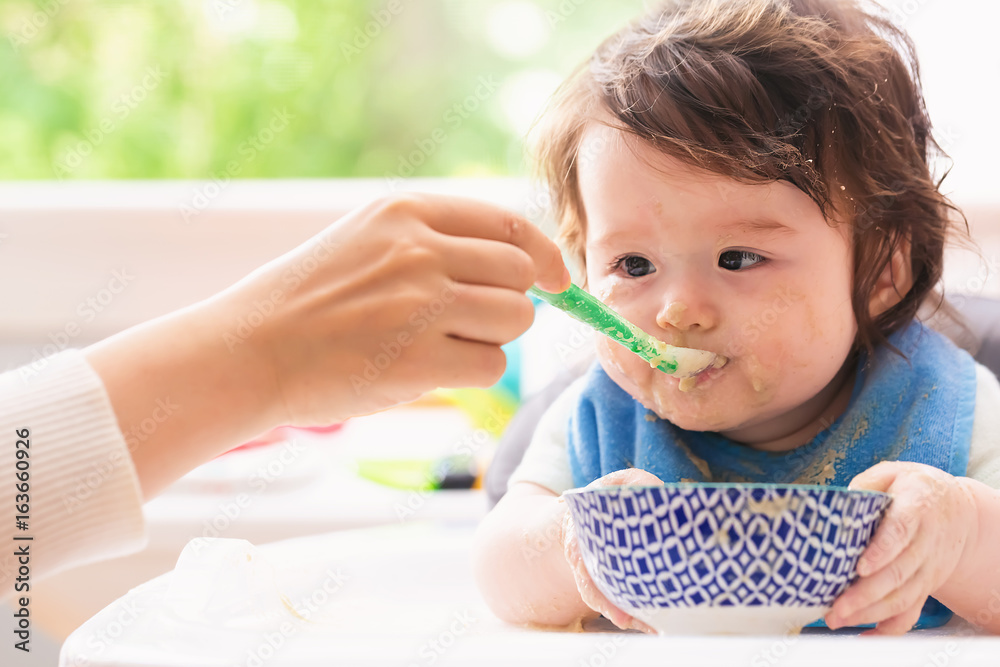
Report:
529,284,723,378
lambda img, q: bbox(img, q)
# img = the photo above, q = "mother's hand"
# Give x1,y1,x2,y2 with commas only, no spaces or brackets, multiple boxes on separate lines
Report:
235,193,570,425
87,193,569,499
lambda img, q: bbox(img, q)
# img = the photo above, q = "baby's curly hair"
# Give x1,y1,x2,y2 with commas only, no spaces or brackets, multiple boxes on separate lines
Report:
533,0,967,359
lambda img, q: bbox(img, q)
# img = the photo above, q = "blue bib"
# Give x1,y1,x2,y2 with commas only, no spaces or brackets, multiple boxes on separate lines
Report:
567,319,977,630
569,320,976,487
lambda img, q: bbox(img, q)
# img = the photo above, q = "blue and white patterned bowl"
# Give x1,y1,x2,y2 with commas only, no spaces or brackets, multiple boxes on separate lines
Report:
562,483,891,635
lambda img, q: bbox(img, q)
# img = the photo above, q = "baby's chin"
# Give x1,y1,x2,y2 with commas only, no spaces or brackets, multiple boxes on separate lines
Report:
639,393,737,432
599,356,737,431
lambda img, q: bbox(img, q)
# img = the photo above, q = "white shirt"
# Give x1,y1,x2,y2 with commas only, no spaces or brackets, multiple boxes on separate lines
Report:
509,362,1000,494
0,351,146,598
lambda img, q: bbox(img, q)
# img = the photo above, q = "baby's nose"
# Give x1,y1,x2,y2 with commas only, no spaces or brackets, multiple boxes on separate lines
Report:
655,294,717,332
660,302,689,328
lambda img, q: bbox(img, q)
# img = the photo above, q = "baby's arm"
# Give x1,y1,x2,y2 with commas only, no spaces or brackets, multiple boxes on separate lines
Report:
827,462,1000,634
474,469,662,631
934,477,1000,632
471,376,599,628
829,365,1000,634
472,481,595,628
475,374,660,630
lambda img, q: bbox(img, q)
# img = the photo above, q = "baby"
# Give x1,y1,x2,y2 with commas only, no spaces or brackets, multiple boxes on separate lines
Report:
474,0,1000,635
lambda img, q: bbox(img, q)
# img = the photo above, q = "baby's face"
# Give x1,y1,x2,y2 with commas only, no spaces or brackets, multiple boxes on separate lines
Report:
579,124,857,448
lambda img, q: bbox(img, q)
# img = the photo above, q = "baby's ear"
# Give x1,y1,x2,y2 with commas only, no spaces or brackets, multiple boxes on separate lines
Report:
867,233,913,318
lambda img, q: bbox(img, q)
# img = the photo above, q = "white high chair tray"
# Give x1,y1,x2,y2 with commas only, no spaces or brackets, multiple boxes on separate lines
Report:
60,522,1000,667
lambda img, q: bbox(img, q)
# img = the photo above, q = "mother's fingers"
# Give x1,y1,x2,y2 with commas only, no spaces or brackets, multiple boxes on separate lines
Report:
439,235,537,292
419,336,508,390
441,284,536,346
415,193,570,293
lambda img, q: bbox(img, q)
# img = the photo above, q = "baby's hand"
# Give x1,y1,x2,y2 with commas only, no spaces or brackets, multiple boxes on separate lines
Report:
561,468,663,634
825,461,977,635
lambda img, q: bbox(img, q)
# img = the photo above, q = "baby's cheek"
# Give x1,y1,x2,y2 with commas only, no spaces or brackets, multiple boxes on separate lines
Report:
596,338,683,420
596,338,658,402
740,353,782,407
595,337,630,377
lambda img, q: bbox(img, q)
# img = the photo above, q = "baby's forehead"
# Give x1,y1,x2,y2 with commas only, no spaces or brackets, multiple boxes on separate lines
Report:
579,122,752,195
577,122,823,227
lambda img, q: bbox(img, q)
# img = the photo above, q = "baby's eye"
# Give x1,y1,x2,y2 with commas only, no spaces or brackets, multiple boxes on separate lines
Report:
718,250,766,271
612,255,655,277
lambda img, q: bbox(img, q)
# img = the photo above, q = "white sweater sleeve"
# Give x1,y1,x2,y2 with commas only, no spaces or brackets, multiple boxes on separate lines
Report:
0,350,146,599
506,377,583,495
506,361,1000,495
967,362,1000,489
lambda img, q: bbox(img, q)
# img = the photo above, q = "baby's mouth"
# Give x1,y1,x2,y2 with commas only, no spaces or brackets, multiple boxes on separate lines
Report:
676,354,728,392
657,338,727,379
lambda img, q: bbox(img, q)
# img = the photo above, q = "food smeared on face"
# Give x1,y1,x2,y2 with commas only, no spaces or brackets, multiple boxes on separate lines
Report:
580,124,858,450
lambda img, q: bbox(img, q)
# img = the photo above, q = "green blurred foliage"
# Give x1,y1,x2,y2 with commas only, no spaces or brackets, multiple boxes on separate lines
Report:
0,0,643,179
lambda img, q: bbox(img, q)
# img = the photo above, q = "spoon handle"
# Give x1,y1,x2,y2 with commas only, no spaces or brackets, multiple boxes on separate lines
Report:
528,284,718,377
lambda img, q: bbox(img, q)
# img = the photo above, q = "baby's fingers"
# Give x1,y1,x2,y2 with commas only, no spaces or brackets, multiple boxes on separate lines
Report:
828,564,931,630
628,616,658,634
860,602,925,637
849,465,929,577
589,468,665,489
827,535,925,628
576,572,634,630
562,516,644,632
848,460,908,495
857,506,921,578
